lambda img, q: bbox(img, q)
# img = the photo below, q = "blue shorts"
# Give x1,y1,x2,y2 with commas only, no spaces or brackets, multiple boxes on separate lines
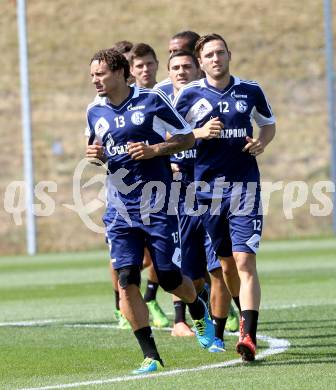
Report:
103,208,181,273
179,196,220,280
204,232,221,273
200,183,263,256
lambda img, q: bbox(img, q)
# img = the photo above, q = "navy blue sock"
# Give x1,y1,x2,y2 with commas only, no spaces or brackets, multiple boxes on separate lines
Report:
144,280,159,302
174,300,186,324
212,316,227,341
134,326,163,365
198,286,209,307
241,310,259,345
187,297,205,320
114,290,120,311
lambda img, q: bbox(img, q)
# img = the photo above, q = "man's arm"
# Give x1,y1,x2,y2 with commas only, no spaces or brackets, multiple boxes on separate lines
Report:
242,124,276,156
86,140,107,164
85,110,107,164
243,83,276,156
128,133,195,160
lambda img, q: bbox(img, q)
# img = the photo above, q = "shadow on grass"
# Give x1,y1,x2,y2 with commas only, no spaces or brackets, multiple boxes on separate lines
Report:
259,318,336,325
286,333,336,340
259,318,336,332
254,356,336,367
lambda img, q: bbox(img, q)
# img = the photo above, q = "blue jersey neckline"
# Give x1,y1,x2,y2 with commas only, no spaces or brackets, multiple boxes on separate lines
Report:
105,86,134,110
204,75,235,95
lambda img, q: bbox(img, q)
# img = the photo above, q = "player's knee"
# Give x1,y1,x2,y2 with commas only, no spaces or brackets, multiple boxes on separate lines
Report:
118,265,141,289
235,259,257,277
157,270,183,292
210,271,226,289
192,278,205,293
219,255,236,274
209,267,223,279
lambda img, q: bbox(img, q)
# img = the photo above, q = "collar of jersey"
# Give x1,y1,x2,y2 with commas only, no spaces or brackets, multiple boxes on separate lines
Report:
103,85,140,111
201,75,239,96
154,77,172,88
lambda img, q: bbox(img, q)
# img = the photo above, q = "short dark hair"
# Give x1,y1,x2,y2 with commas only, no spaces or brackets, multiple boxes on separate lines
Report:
170,31,200,52
128,43,158,65
167,50,200,70
112,40,133,55
195,33,229,57
90,48,130,81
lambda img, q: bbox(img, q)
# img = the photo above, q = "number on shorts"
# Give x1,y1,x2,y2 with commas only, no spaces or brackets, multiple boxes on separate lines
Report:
253,219,262,231
171,231,179,244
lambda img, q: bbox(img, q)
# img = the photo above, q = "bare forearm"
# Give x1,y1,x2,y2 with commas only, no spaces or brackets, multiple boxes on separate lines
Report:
193,128,205,140
258,124,276,148
128,133,195,160
243,123,276,156
153,133,195,156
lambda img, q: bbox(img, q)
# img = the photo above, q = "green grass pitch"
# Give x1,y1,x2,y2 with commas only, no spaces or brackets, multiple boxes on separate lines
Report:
0,238,335,389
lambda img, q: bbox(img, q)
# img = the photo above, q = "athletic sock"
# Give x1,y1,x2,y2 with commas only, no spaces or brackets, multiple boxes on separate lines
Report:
134,326,163,365
187,297,206,320
198,286,209,307
174,300,187,324
212,316,227,341
114,290,120,311
144,280,159,303
232,296,241,313
241,310,259,345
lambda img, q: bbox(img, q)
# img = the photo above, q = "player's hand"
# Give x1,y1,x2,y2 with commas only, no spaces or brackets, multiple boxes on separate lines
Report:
171,163,180,173
127,142,156,160
86,141,106,161
242,136,265,156
195,117,223,139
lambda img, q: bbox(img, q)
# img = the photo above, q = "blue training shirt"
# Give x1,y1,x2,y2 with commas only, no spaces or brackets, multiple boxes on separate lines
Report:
86,85,192,212
173,76,275,192
154,78,174,99
158,82,198,185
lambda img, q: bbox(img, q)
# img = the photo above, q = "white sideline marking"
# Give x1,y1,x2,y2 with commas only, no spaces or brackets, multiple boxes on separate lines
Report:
14,321,290,390
0,319,58,327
